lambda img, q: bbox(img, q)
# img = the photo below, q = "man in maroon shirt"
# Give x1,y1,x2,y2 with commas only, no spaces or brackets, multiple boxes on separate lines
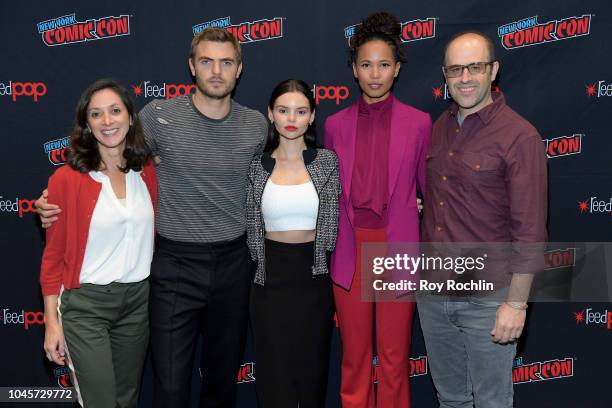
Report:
417,31,547,407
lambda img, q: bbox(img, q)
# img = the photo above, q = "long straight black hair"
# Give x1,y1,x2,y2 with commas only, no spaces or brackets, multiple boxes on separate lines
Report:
265,79,318,152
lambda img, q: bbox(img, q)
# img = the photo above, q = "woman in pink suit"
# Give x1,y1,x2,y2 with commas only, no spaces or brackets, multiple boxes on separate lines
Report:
324,12,432,408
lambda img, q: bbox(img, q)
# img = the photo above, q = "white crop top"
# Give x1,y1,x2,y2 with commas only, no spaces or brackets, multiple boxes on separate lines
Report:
261,179,319,232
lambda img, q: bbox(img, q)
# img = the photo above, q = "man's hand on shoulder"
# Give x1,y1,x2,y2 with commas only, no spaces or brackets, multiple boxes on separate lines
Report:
35,189,61,228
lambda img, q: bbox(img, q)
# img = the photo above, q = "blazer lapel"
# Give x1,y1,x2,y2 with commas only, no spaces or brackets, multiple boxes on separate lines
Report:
339,102,358,207
388,98,409,199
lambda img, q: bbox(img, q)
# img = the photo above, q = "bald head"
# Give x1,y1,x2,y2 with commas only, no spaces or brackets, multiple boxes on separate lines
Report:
444,31,495,65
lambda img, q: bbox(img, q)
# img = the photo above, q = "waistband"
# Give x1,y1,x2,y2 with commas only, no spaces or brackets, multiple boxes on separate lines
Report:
265,238,314,250
156,233,247,252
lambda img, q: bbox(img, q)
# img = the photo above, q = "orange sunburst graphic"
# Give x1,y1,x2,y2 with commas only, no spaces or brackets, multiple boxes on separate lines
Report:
585,83,596,97
574,310,585,323
432,86,443,100
577,200,589,213
131,83,143,97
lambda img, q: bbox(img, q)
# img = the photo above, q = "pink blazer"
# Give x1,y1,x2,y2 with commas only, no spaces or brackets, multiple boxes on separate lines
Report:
324,96,432,290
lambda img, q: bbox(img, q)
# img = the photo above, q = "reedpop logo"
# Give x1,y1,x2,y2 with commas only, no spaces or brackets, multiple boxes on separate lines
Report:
585,80,612,97
131,81,195,99
1,308,45,330
0,81,47,102
574,307,612,330
431,84,500,101
577,197,612,215
312,85,350,105
0,196,38,218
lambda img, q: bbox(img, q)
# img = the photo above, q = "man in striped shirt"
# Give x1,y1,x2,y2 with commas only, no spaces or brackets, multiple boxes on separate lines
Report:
37,27,267,407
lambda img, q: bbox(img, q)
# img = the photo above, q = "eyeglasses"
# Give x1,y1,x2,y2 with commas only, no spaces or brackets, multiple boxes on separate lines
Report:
443,62,494,78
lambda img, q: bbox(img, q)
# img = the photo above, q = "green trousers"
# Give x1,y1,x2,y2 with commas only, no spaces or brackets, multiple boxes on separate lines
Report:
59,279,149,408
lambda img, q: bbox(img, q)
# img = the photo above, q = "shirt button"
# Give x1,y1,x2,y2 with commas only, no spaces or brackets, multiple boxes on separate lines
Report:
439,201,444,207
455,128,459,133
442,176,448,181
475,164,481,170
437,226,443,231
448,151,454,156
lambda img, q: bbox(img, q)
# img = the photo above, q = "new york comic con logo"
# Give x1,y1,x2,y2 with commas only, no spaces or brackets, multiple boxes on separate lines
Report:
544,248,576,270
497,14,592,50
44,136,70,165
344,18,436,45
512,356,574,384
37,13,131,46
372,355,428,382
54,366,73,388
192,16,283,43
544,134,583,159
199,362,255,384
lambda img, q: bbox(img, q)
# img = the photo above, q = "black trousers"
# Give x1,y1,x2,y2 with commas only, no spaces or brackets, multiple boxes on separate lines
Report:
149,233,253,408
250,240,335,408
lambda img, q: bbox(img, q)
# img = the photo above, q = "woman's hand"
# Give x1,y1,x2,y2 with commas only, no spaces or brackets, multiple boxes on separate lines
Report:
44,322,66,365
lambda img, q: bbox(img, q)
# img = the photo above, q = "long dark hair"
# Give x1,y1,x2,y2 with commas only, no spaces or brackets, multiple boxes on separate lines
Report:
67,78,151,173
265,79,318,152
349,12,406,65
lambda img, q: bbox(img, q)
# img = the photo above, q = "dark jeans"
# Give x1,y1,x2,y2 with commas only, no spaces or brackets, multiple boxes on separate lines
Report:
149,233,253,408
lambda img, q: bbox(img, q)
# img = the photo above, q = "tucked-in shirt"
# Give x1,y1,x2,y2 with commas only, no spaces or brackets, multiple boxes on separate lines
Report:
261,180,319,232
351,95,391,228
422,92,547,282
79,170,154,285
139,96,267,243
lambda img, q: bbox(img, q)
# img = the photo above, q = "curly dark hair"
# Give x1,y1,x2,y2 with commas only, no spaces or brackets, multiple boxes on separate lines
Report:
265,79,318,152
349,12,406,65
67,78,152,173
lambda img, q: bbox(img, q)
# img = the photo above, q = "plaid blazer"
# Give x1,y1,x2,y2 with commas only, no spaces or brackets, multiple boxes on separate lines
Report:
246,148,340,285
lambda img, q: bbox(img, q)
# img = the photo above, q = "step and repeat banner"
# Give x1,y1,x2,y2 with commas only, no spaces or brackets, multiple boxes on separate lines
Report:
1,1,610,407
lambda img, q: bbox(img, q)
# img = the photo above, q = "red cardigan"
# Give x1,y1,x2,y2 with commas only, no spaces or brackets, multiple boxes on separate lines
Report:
40,162,158,296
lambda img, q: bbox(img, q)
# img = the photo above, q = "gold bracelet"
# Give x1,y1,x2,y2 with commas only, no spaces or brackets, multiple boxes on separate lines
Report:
505,301,528,310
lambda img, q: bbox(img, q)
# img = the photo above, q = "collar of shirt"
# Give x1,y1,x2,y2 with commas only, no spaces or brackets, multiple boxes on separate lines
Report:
358,93,394,116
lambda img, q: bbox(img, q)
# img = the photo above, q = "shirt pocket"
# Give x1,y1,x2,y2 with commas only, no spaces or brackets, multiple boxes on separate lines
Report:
457,151,505,193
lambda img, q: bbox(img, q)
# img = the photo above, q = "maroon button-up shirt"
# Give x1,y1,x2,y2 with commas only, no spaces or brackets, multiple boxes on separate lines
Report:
422,92,547,284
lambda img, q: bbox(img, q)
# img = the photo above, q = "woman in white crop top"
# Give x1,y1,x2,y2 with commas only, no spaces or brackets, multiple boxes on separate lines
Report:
246,79,340,408
40,79,157,408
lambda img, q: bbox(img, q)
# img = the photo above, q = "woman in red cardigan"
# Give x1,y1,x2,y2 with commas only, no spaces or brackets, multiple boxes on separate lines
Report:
40,79,157,408
324,12,432,408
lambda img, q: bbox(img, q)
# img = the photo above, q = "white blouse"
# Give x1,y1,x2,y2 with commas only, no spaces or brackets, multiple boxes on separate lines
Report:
79,170,154,285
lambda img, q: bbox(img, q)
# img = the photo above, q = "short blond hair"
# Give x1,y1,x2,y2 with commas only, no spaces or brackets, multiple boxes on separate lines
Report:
189,27,242,64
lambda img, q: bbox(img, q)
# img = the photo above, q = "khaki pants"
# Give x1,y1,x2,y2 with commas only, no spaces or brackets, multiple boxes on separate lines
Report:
59,279,149,408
